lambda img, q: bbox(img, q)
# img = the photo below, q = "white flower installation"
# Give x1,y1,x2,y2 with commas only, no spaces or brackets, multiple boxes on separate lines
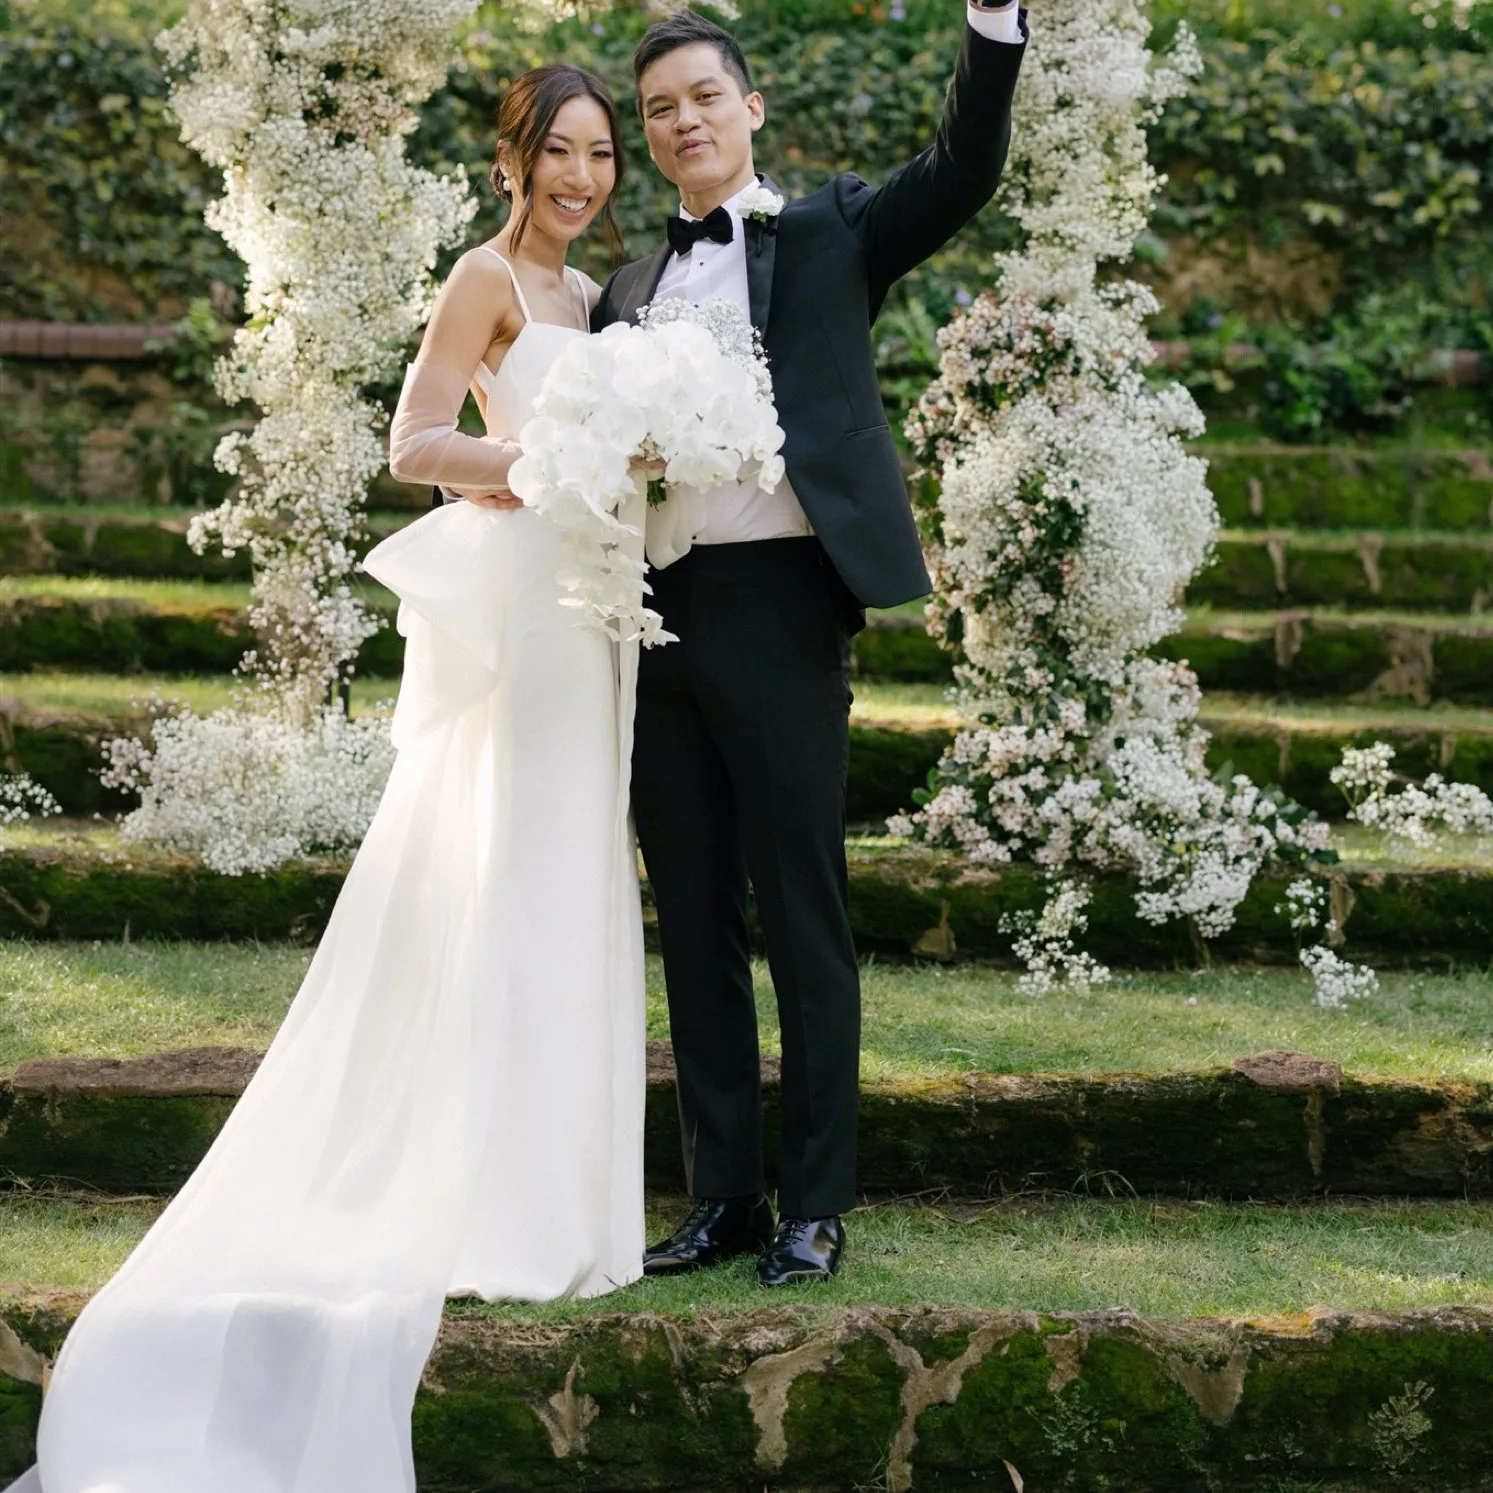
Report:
0,775,62,841
891,0,1337,986
104,700,397,877
107,0,479,870
160,0,479,713
1332,743,1493,848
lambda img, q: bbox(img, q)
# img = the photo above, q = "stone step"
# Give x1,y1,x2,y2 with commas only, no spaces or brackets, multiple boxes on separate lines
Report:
1,824,1486,966
2,1043,1488,1201
1,1284,1489,1489
14,505,1493,619
0,694,952,823
0,506,412,580
1201,443,1493,532
0,579,404,676
860,610,1493,705
11,692,1493,825
1195,530,1493,612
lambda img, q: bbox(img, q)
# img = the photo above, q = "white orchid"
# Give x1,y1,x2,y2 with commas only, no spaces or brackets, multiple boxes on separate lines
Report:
508,302,783,646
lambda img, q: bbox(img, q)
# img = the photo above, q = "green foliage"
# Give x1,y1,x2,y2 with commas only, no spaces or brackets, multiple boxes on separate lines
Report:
0,11,239,320
1151,33,1493,306
4,0,1491,445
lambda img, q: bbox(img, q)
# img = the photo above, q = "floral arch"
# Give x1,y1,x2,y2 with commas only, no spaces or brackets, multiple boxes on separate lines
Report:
107,0,1366,989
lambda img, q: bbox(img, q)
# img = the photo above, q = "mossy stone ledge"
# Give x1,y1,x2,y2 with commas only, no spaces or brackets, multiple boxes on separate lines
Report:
1200,445,1493,532
0,835,1488,965
0,700,953,824
0,508,409,581
854,613,1493,704
1192,532,1493,612
0,594,405,676
3,1293,1492,1489
6,1043,1493,1201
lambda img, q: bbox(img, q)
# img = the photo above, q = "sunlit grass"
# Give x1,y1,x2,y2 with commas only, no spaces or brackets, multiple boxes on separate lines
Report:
0,672,395,717
0,575,395,608
1184,606,1493,632
2,942,1489,1084
7,1190,1492,1320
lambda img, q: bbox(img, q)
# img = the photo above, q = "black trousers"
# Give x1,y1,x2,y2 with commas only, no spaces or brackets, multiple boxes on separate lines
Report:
632,537,860,1218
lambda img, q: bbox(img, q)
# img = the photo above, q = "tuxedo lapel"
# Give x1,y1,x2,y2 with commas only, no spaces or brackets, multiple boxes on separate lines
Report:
744,173,784,336
619,244,672,324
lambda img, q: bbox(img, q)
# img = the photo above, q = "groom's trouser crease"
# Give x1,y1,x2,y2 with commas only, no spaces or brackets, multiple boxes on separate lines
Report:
633,537,860,1219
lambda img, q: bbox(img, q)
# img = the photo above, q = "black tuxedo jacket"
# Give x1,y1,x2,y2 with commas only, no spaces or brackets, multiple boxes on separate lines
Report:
592,15,1026,610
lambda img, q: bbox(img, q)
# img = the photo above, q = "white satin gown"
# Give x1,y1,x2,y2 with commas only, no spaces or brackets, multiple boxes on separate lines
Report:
12,276,647,1493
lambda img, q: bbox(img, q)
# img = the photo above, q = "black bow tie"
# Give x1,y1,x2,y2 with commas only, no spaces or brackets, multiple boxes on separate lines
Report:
666,204,734,257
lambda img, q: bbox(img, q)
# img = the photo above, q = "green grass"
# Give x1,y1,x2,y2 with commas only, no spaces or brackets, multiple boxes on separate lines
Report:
5,1190,1493,1320
849,683,1493,735
851,679,956,726
2,941,1491,1084
0,575,396,609
0,671,396,717
0,502,408,532
1184,606,1493,633
5,671,1490,741
0,576,253,607
1199,692,1493,733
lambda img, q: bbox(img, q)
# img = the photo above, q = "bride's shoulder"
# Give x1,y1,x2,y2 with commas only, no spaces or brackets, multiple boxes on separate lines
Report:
573,269,605,313
447,244,515,282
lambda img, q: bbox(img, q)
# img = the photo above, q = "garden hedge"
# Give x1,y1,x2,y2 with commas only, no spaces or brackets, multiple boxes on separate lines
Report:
7,0,1492,355
4,1292,1493,1490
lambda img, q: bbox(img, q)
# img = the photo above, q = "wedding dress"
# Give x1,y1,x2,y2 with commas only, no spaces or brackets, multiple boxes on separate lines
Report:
11,255,646,1493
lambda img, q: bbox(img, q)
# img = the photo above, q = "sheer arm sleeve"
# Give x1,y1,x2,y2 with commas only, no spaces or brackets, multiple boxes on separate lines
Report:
387,361,521,489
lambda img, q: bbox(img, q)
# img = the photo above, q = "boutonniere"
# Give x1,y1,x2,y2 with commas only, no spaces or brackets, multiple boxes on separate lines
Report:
737,185,785,224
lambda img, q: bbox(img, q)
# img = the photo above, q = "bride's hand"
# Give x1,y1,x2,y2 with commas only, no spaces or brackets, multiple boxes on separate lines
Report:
629,456,667,479
465,490,525,510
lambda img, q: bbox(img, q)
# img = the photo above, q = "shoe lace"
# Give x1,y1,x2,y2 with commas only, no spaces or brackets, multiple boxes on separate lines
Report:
779,1216,813,1242
681,1199,715,1233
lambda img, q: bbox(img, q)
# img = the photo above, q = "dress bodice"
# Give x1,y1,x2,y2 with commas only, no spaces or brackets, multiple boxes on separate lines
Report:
470,249,588,439
473,322,585,438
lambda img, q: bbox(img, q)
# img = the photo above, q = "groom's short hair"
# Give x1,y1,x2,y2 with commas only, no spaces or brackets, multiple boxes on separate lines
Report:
633,8,755,109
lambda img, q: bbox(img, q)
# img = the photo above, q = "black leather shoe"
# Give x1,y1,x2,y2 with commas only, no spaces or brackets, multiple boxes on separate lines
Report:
756,1215,844,1286
642,1195,776,1275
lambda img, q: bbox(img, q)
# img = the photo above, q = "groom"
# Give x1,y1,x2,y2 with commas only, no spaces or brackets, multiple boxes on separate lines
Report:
596,2,1027,1285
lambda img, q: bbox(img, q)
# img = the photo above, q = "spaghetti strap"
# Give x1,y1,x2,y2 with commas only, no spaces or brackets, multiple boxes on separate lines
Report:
478,246,533,324
565,266,589,327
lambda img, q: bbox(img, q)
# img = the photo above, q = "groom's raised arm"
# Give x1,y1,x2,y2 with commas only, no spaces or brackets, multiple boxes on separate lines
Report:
844,3,1027,295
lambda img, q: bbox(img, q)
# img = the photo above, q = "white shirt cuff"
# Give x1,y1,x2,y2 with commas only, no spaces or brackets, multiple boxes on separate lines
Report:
966,2,1022,43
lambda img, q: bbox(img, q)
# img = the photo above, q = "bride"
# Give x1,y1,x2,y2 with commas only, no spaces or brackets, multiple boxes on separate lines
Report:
11,64,643,1493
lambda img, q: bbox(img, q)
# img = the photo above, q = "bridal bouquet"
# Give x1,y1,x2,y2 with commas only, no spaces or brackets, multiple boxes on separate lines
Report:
506,299,785,646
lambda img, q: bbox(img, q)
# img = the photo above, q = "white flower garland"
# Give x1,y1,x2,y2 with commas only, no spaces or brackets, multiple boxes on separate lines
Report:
160,0,480,715
894,0,1340,986
109,0,483,870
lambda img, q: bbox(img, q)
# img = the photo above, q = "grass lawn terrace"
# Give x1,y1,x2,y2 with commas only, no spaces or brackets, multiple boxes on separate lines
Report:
0,942,1489,1083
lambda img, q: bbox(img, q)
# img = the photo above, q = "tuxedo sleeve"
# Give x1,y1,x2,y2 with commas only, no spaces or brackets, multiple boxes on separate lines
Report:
843,12,1026,293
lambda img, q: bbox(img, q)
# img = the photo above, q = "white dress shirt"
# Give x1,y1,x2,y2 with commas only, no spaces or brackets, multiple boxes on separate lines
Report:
965,1,1023,45
652,2,1022,548
652,182,815,547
